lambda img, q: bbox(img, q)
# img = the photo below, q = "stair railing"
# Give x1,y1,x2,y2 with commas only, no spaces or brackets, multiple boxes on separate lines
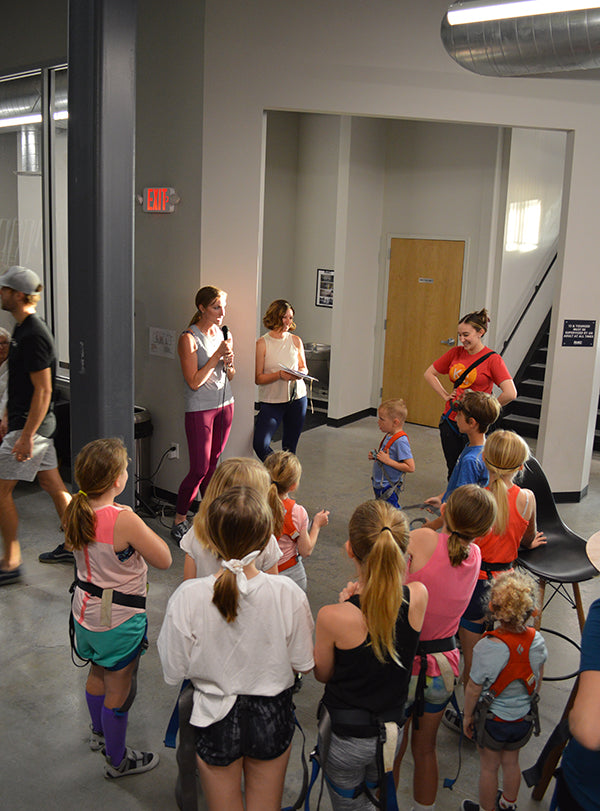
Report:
499,253,557,358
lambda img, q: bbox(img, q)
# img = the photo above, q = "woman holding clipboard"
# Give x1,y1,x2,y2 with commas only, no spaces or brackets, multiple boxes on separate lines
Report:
424,308,516,478
253,299,312,461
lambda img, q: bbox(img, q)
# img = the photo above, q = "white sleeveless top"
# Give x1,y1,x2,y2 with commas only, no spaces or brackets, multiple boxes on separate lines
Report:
258,332,307,404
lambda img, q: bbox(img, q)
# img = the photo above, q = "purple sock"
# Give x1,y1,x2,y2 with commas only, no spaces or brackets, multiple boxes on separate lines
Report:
101,705,128,766
85,691,105,733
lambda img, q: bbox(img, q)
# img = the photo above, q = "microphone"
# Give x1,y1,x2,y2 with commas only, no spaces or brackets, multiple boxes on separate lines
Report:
222,325,229,340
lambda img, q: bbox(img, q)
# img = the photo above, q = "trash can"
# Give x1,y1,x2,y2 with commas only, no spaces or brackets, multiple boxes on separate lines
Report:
134,406,154,506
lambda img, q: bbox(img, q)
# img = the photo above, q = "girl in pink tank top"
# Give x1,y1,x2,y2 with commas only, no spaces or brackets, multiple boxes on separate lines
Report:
395,485,497,810
65,438,171,779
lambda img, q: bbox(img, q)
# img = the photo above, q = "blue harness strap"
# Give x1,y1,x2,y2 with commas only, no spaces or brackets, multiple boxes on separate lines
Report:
164,679,191,749
443,692,466,791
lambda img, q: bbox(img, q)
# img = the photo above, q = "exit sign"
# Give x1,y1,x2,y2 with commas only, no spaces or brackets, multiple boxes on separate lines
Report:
142,187,178,213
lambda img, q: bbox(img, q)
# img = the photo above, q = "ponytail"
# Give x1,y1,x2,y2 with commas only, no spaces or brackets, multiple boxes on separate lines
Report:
208,486,272,622
349,501,408,664
483,431,530,534
444,485,497,567
264,451,302,538
64,490,97,550
63,438,128,550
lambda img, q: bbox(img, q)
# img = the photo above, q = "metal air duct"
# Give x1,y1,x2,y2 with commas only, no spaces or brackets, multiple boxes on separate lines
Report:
441,3,600,76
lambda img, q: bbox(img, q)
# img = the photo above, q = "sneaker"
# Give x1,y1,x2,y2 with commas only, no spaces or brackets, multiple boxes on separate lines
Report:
104,747,159,778
461,802,480,811
496,791,517,811
38,543,74,564
170,519,191,546
0,565,22,586
442,704,463,733
89,725,105,751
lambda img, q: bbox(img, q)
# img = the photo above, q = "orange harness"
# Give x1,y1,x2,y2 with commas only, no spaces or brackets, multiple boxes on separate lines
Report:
378,429,407,454
278,497,300,572
484,626,537,698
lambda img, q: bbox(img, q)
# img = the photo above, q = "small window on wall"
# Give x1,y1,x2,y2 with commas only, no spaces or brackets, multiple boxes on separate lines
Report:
505,198,541,253
0,67,69,376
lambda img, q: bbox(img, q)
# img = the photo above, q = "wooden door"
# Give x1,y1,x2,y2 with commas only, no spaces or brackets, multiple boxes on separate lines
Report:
382,238,464,427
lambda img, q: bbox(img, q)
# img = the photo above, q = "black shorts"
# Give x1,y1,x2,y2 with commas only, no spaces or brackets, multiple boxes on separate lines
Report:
480,717,533,751
195,688,295,766
462,579,488,622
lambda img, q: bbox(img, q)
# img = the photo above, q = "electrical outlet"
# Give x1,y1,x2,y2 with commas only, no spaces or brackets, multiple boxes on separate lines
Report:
168,443,179,460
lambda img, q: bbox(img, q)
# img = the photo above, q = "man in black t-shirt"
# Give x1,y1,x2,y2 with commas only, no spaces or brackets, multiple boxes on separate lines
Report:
0,266,73,585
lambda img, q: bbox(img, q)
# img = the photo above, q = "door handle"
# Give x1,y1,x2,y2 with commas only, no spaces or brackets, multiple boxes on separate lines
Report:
440,338,456,346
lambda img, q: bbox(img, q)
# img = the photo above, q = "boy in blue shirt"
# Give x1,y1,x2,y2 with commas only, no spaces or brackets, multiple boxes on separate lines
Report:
369,398,415,508
424,391,501,529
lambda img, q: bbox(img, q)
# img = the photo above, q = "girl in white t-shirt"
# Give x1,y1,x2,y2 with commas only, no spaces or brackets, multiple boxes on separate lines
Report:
264,450,329,591
180,457,283,579
159,485,314,810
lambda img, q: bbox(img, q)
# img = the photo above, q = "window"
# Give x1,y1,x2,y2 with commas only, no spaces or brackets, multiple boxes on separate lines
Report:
0,67,69,374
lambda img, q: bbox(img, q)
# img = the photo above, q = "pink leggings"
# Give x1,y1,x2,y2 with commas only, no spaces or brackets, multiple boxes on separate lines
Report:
175,403,234,515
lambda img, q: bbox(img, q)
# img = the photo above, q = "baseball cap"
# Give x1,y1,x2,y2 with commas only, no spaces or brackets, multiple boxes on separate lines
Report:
0,266,42,295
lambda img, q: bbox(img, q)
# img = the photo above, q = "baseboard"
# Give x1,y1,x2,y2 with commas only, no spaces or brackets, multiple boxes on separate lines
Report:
327,408,377,428
554,485,588,503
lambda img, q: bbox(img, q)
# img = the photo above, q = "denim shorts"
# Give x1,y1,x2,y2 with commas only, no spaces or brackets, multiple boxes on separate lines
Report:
405,673,454,715
195,687,295,766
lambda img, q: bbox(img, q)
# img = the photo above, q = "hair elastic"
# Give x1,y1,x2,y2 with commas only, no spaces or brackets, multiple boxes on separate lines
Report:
221,550,260,593
381,526,393,534
78,490,88,497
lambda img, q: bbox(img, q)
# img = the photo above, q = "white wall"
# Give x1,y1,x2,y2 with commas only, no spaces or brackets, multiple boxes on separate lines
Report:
495,128,567,370
201,0,600,494
261,112,299,318
291,114,339,345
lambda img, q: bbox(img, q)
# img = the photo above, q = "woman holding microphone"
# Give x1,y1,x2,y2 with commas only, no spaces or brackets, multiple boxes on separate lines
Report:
171,286,234,545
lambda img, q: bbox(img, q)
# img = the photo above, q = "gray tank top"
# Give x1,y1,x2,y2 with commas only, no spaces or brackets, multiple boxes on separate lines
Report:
183,324,234,412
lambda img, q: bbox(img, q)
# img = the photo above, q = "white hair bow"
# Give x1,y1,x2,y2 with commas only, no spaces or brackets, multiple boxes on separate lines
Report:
220,550,260,593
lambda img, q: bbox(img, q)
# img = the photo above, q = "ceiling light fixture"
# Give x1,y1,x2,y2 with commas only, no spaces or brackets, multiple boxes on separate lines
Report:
447,0,600,25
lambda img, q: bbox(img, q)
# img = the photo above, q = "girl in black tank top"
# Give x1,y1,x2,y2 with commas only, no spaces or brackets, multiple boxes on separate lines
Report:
314,500,428,808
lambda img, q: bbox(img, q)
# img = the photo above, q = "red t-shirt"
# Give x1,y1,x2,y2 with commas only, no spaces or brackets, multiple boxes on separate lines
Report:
433,346,511,421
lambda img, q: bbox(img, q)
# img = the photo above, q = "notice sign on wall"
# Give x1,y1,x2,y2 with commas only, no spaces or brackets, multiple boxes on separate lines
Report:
562,319,596,347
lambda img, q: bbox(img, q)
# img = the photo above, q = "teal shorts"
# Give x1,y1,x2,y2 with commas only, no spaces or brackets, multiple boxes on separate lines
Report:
405,672,454,715
74,614,148,670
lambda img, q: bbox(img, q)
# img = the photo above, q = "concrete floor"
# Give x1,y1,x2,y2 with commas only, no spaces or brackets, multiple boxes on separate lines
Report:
1,417,598,810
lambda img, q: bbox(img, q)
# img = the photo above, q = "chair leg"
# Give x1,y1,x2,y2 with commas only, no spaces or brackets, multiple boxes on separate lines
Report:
531,677,580,801
534,579,546,631
572,582,586,633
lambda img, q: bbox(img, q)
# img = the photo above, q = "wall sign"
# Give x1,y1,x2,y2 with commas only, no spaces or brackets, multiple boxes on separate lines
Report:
142,187,179,213
561,319,596,347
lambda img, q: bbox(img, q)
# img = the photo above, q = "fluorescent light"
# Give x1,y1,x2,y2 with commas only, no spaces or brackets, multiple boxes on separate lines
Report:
53,111,68,121
0,113,42,129
447,1,600,25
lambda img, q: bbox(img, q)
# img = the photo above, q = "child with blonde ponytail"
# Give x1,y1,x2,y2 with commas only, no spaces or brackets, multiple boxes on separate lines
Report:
66,437,172,778
394,484,497,811
159,486,314,810
314,500,428,809
264,450,329,591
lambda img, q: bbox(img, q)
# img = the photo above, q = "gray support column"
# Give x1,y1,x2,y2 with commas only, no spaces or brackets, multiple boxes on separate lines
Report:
68,0,137,503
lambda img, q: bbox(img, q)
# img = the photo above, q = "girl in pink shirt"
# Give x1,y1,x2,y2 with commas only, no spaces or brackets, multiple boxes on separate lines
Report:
394,484,497,809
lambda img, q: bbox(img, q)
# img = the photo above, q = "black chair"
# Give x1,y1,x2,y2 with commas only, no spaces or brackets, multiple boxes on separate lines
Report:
517,455,598,636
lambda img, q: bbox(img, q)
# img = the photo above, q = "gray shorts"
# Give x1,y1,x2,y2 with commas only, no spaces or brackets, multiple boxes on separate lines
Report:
0,431,58,482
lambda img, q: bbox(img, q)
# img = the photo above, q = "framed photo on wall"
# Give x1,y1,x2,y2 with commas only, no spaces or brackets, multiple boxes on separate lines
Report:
315,268,334,308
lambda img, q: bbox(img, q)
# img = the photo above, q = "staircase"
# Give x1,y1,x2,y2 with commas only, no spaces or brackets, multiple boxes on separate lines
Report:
503,315,600,451
502,316,549,441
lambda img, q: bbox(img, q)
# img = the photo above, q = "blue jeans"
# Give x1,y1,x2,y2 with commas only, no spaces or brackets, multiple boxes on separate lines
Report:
253,396,307,461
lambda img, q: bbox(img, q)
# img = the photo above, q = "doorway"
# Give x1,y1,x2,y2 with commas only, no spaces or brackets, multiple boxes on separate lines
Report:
382,237,465,427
